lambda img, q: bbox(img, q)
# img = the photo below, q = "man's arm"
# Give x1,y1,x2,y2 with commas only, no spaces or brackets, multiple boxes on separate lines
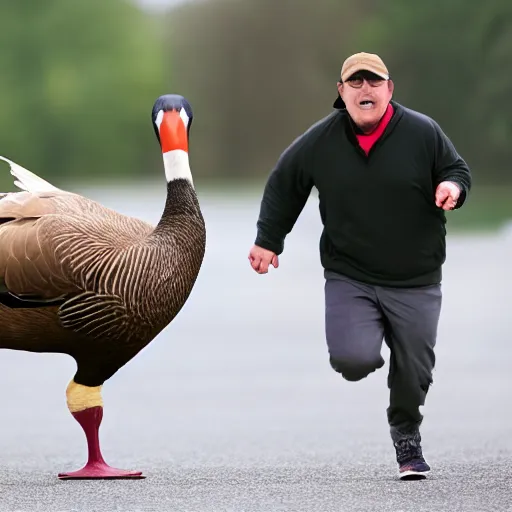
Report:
254,137,314,255
431,120,472,209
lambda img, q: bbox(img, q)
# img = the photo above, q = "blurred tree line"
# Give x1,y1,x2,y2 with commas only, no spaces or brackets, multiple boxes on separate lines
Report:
0,0,165,187
168,0,511,186
0,0,509,188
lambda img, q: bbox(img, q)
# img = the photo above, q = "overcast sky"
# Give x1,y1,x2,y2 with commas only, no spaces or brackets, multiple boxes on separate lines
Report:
135,0,192,11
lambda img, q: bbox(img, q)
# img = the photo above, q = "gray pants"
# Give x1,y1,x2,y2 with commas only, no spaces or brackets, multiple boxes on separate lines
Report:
324,273,442,431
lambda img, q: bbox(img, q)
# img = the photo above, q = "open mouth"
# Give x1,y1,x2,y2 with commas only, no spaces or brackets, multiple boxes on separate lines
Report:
359,100,375,110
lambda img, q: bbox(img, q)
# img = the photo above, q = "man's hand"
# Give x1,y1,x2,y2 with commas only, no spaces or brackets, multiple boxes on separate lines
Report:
248,245,279,274
435,181,461,211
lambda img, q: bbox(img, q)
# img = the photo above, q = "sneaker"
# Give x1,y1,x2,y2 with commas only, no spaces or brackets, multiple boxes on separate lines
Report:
391,426,430,480
398,457,431,480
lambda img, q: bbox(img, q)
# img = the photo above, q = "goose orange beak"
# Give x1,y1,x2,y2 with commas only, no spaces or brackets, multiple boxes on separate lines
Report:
159,110,188,154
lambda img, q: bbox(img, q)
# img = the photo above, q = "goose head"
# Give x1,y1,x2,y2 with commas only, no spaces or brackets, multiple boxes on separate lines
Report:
151,94,194,186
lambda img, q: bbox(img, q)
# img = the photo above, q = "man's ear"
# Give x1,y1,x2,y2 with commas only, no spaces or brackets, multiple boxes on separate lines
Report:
337,81,344,98
388,79,394,95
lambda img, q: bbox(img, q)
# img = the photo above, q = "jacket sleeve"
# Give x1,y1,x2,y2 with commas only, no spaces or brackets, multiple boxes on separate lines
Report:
431,120,472,209
254,135,314,255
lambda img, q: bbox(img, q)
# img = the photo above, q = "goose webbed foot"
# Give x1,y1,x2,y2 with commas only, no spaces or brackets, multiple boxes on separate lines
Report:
58,462,144,480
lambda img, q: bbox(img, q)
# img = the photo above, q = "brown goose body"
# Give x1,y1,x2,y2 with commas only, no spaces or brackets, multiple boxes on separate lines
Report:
0,183,205,380
0,94,206,479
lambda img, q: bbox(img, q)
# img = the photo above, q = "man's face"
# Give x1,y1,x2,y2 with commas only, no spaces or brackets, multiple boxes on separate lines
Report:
338,70,394,133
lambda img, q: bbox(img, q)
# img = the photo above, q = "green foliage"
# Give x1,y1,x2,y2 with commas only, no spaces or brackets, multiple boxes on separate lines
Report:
0,0,509,196
167,0,370,181
167,0,511,187
446,184,512,231
0,0,166,188
365,0,512,183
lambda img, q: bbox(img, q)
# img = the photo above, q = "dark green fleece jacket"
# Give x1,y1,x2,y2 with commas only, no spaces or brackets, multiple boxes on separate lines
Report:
254,101,472,287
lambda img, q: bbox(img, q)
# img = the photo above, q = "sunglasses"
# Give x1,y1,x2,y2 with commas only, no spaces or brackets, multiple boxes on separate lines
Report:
342,73,387,88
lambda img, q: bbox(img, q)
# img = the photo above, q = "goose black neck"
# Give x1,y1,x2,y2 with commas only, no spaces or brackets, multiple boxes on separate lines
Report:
153,178,202,234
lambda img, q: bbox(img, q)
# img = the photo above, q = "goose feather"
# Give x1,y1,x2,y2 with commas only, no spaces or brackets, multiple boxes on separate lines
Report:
0,156,205,353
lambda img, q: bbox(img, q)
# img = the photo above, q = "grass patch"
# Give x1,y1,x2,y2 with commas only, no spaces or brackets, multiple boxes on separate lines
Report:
446,185,512,232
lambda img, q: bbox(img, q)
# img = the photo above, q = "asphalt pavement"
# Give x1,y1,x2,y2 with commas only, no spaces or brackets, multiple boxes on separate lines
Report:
0,196,510,511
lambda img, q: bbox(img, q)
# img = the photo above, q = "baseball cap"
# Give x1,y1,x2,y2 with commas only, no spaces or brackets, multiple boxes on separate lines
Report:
333,52,390,109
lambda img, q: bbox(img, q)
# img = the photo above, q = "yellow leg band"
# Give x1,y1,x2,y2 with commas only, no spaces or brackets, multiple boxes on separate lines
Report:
66,380,103,413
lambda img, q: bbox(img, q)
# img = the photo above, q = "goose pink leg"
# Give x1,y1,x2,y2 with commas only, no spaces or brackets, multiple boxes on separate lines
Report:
58,406,144,480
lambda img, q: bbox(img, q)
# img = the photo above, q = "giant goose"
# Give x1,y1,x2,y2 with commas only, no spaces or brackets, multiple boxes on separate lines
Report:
0,94,206,479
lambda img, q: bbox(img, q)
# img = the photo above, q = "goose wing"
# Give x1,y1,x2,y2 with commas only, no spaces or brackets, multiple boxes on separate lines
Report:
0,158,154,341
0,157,153,339
0,199,140,341
0,213,81,305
